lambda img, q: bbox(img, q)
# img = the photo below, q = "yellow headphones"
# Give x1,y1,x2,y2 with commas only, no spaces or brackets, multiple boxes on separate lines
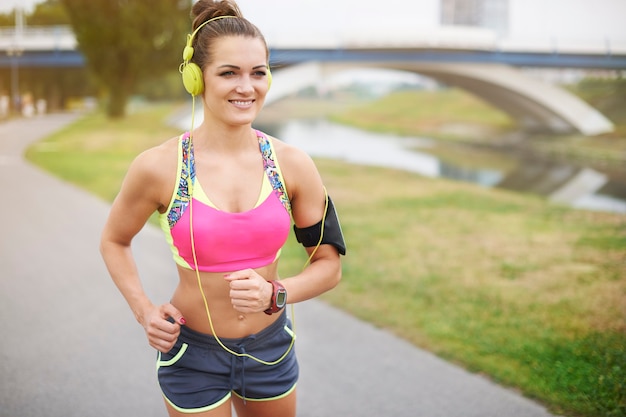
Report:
179,15,272,96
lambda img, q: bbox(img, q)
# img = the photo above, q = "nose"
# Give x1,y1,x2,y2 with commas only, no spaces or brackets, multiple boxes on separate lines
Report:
235,76,254,94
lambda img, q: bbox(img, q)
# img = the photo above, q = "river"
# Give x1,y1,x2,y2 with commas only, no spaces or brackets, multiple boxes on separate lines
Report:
253,118,626,214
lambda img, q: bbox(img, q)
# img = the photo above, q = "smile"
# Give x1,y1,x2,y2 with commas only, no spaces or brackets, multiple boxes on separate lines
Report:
230,100,255,106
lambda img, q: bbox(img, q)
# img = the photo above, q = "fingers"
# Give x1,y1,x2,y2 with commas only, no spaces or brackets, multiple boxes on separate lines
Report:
144,303,185,353
223,269,252,284
224,269,259,290
160,303,186,325
224,270,272,313
146,319,179,352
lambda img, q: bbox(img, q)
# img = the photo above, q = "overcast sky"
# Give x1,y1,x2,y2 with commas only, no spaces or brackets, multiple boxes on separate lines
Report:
238,0,626,43
0,0,41,12
1,0,625,43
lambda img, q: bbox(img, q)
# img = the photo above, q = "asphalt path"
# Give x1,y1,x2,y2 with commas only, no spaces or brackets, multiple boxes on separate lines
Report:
0,113,559,417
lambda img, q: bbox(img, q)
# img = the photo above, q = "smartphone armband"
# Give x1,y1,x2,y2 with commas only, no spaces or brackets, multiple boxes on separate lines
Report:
293,195,346,255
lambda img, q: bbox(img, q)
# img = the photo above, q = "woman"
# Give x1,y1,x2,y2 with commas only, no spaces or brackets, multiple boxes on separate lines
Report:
99,1,345,416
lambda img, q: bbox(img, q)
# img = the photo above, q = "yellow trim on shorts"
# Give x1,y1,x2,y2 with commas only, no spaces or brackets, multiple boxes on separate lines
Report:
231,382,297,402
162,391,231,414
156,343,188,367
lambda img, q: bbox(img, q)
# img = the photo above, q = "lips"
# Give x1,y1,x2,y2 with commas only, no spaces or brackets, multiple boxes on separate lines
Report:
229,100,254,107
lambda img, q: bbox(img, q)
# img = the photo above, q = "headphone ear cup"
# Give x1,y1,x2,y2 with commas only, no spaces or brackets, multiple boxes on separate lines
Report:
182,62,204,96
267,68,272,90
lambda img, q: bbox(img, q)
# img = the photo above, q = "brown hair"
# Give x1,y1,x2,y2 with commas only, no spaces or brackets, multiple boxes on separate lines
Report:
190,0,269,70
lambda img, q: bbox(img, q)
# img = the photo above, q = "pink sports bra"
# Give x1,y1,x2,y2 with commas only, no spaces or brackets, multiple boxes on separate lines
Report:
159,130,292,273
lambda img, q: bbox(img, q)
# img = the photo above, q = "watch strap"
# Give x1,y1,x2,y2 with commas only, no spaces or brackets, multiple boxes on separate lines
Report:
264,280,286,315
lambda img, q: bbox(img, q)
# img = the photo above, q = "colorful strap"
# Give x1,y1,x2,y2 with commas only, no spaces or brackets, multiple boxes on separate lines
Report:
257,130,291,214
167,131,290,229
166,132,194,228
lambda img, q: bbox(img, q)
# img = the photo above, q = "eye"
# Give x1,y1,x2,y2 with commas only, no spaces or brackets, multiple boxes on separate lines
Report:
219,70,236,77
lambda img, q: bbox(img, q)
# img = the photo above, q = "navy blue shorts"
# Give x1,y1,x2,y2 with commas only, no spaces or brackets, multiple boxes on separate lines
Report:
156,311,298,413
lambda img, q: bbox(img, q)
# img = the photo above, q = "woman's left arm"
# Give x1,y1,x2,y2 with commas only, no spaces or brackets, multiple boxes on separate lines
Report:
278,144,343,303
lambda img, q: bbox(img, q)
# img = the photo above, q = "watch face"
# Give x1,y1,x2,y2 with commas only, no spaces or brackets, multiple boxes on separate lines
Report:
276,289,287,307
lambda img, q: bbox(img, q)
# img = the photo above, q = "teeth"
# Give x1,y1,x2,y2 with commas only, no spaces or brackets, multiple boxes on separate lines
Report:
231,100,252,105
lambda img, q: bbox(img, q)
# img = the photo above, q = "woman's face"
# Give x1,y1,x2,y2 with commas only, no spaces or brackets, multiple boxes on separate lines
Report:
202,36,270,126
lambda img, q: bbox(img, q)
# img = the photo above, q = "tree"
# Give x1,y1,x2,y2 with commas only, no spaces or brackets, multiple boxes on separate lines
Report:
0,11,16,26
0,1,69,26
60,0,190,118
29,0,71,25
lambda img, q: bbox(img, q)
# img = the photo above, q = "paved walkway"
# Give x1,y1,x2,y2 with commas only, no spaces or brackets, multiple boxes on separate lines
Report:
0,113,559,417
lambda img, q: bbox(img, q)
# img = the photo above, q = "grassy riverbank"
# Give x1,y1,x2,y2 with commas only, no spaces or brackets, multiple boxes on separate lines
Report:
326,78,626,172
26,102,625,417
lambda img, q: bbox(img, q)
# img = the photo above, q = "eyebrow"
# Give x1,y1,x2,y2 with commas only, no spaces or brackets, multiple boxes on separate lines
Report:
217,64,268,70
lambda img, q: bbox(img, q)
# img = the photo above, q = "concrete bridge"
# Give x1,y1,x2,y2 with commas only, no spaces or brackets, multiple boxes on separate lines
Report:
2,25,624,135
265,61,617,136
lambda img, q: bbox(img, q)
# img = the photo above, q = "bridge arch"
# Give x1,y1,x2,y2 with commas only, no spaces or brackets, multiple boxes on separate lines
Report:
266,62,614,136
3,26,615,135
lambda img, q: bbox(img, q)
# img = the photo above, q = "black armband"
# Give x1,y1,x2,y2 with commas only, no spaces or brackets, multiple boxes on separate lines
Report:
293,195,346,255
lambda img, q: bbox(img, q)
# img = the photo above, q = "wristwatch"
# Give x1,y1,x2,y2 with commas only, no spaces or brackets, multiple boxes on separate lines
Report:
264,280,287,315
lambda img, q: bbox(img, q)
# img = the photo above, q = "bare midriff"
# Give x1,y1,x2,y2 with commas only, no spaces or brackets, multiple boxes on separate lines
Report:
170,261,281,338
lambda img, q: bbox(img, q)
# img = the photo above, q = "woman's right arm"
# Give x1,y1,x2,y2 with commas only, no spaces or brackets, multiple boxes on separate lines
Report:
99,147,185,352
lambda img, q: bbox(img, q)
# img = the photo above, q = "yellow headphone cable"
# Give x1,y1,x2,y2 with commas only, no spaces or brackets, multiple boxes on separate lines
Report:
185,93,328,365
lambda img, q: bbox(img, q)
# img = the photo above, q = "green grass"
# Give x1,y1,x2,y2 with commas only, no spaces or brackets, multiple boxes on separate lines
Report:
26,101,626,417
330,88,516,143
25,101,183,202
327,82,626,170
317,166,625,416
568,77,626,133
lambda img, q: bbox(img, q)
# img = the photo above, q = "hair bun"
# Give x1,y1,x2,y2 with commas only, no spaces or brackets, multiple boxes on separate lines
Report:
191,0,243,29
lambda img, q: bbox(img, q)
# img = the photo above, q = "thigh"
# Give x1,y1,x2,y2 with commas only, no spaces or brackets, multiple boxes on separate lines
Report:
232,388,296,417
165,397,232,417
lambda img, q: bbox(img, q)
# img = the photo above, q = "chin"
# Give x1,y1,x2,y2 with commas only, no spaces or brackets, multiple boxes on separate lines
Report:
225,116,256,127
230,110,261,125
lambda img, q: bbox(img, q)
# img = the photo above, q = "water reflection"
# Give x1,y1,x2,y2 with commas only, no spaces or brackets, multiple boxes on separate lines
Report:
255,119,626,214
274,119,441,178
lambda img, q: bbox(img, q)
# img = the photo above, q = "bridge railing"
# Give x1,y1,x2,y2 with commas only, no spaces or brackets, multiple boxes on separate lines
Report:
260,24,626,55
0,25,76,52
1,24,625,56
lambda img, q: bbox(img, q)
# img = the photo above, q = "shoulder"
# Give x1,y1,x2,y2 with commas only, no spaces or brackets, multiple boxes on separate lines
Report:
127,135,179,181
103,135,182,238
119,135,181,207
265,133,326,224
267,134,317,178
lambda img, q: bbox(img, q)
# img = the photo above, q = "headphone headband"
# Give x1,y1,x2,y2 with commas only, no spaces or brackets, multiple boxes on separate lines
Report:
183,15,237,63
189,16,238,48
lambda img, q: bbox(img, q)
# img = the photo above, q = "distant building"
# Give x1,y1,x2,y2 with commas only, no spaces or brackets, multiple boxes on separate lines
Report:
441,0,509,36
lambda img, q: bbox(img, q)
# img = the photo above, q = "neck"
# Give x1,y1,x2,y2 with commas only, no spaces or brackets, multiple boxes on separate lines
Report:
192,121,255,153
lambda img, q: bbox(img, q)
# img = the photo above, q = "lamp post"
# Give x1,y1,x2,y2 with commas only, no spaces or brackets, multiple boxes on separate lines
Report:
7,46,23,113
7,6,24,114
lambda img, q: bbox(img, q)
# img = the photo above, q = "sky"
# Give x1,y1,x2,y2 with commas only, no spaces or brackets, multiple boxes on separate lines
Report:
0,0,39,13
1,0,625,45
238,0,626,45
